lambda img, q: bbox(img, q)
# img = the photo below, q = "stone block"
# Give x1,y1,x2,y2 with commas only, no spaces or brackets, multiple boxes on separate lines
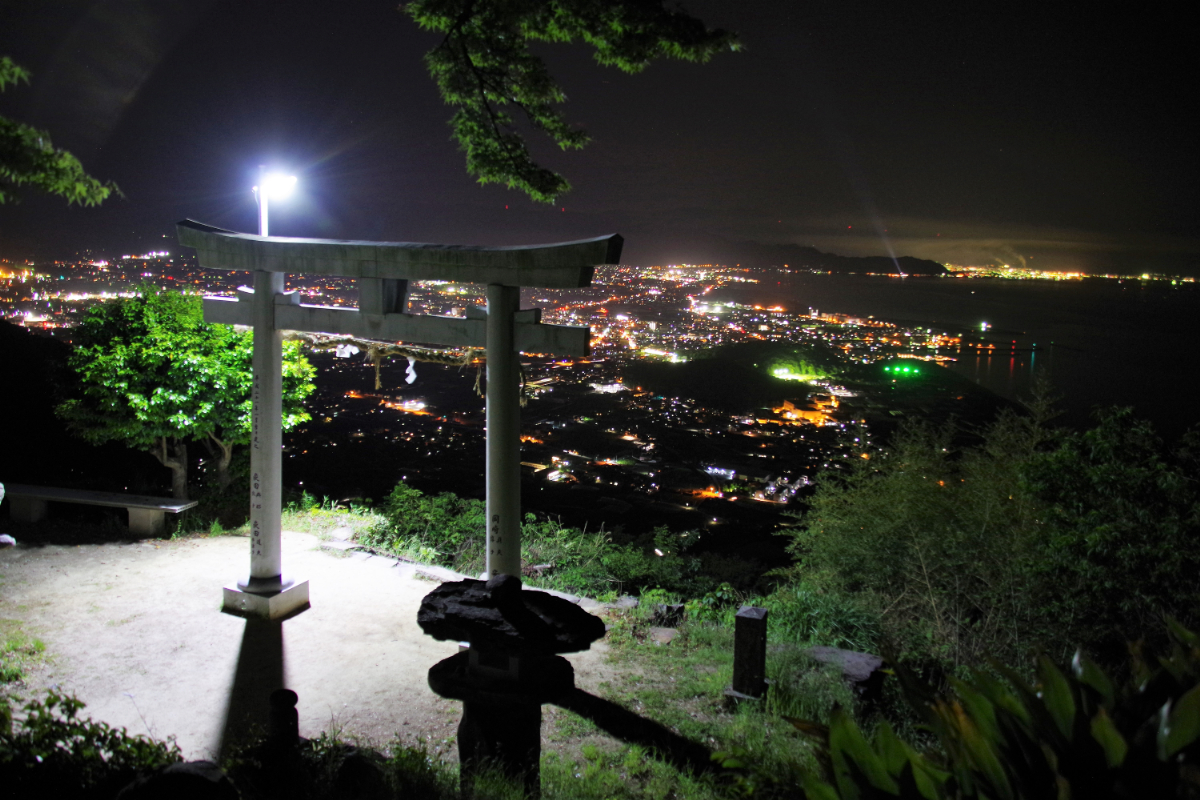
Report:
648,627,678,645
222,579,310,620
9,496,46,523
127,507,166,537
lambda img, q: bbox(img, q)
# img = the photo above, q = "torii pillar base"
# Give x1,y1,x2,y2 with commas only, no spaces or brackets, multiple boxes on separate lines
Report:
222,578,310,620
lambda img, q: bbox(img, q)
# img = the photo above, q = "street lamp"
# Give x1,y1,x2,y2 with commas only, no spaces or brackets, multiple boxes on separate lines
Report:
252,169,297,236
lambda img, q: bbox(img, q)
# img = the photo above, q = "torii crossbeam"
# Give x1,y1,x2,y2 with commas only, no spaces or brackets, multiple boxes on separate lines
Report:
177,220,622,618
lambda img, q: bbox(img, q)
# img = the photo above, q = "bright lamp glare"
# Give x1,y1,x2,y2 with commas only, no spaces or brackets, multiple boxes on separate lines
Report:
260,174,297,198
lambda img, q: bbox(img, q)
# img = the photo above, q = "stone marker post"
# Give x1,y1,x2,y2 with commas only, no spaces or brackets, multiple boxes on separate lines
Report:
727,606,768,702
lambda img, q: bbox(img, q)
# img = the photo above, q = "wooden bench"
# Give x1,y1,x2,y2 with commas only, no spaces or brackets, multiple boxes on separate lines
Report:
1,483,198,536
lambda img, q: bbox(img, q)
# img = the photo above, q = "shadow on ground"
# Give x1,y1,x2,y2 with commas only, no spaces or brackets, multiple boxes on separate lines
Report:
218,617,287,760
555,688,715,774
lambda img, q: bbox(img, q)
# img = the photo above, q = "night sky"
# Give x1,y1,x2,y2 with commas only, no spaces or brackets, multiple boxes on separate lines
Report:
1,0,1195,274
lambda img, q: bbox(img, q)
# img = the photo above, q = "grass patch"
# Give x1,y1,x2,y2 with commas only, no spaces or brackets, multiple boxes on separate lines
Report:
174,490,391,542
0,620,45,688
588,596,857,792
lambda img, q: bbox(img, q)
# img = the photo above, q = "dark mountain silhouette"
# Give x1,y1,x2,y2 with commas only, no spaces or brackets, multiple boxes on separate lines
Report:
704,241,948,275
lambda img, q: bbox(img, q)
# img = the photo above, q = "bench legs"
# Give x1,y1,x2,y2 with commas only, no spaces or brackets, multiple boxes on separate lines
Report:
6,496,175,537
9,497,47,523
127,508,166,537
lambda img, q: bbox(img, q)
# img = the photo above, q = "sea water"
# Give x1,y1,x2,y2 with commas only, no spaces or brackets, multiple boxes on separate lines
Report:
710,273,1200,442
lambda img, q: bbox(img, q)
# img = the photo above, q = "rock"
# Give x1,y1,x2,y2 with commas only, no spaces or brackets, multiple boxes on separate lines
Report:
329,525,354,541
0,534,15,548
652,603,685,627
117,760,239,800
521,562,553,578
609,595,639,610
417,576,606,654
648,627,678,646
320,540,358,552
805,646,885,695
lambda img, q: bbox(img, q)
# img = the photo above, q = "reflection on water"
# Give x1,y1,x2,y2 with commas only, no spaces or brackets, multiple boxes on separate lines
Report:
947,349,1040,405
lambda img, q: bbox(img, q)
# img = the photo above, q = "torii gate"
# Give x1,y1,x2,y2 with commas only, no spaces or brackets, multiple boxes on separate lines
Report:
177,219,622,618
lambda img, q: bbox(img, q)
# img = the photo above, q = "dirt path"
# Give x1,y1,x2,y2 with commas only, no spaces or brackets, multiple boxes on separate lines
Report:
0,530,617,760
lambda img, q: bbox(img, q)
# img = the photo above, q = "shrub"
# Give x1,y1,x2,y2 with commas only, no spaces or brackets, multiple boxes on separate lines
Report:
360,481,732,599
0,691,181,799
760,579,880,652
788,410,1054,674
778,619,1200,799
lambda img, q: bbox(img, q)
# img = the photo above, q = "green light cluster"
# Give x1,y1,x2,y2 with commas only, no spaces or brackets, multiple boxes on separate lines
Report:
884,364,921,375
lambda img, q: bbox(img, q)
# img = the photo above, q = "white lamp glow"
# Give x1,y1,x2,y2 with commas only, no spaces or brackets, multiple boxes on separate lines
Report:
253,169,296,237
258,173,297,199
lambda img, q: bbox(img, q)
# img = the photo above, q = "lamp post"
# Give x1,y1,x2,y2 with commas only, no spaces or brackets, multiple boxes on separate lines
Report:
254,171,296,237
223,168,309,618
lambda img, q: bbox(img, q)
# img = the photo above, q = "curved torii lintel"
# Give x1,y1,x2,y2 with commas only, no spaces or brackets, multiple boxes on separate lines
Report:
176,219,622,288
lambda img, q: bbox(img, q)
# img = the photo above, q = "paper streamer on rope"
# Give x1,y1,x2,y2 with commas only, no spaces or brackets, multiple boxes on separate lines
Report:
287,331,534,403
284,331,483,391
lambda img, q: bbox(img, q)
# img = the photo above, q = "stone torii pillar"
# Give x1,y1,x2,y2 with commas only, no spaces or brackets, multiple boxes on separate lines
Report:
177,220,622,618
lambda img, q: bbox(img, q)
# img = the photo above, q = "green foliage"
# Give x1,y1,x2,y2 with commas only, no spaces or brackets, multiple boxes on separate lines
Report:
403,1,738,201
0,691,181,798
56,287,315,497
788,401,1200,684
1025,408,1200,659
790,408,1056,673
0,56,117,206
789,622,1200,798
366,481,488,566
359,481,734,597
769,353,832,382
759,580,880,653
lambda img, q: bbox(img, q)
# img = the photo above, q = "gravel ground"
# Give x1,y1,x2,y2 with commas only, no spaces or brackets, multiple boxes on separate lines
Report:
0,528,616,761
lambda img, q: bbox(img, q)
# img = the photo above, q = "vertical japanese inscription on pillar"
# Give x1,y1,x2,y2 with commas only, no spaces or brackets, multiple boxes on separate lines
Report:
489,513,502,576
252,373,261,450
251,472,262,556
251,332,262,561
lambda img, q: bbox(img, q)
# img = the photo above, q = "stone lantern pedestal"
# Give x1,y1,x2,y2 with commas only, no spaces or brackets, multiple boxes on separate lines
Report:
418,575,605,797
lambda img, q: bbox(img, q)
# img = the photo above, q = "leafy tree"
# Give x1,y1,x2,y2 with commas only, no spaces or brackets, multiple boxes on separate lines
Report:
0,56,117,206
403,0,739,202
790,400,1200,678
789,409,1057,674
57,289,314,499
1024,408,1200,660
